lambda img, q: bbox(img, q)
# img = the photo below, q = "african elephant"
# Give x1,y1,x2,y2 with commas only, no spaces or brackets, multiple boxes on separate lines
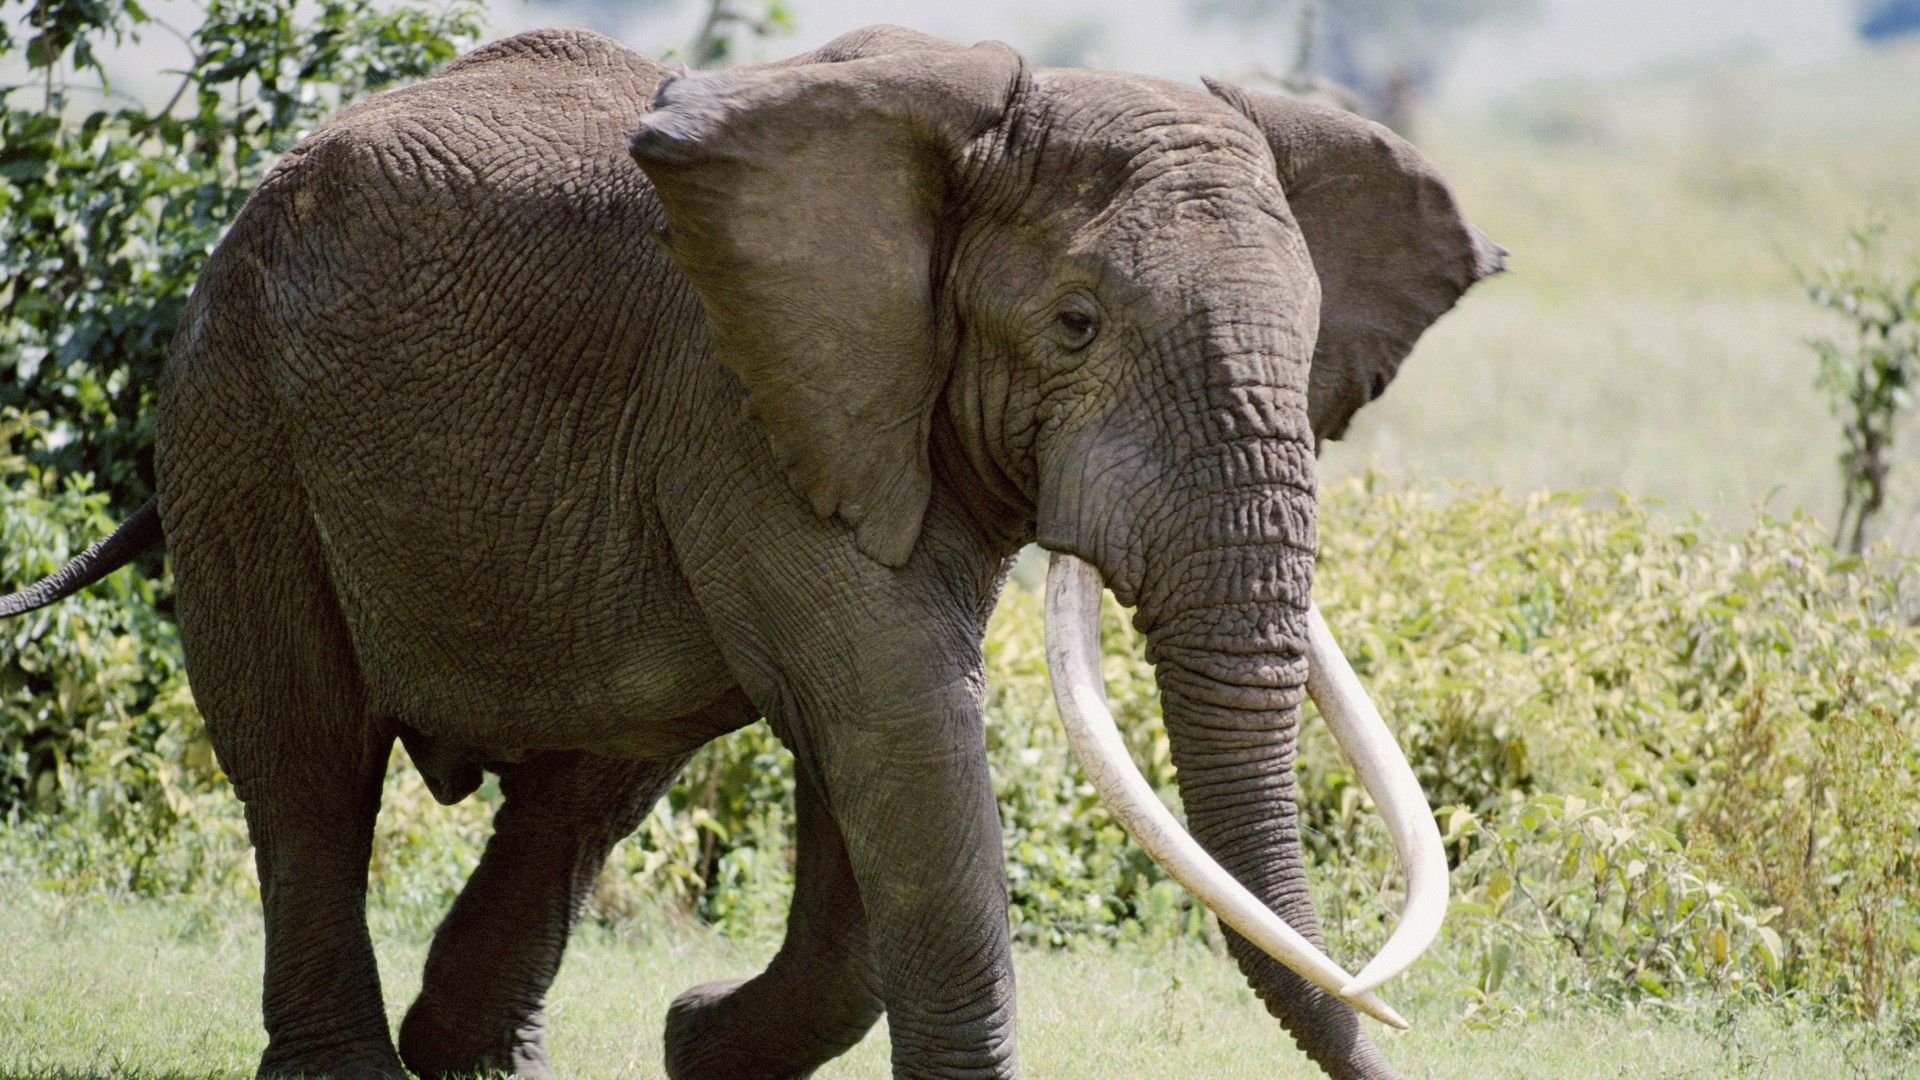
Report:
0,24,1500,1080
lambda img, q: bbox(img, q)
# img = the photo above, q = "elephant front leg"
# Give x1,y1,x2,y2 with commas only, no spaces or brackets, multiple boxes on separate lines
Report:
816,700,1019,1078
664,766,885,1078
398,749,687,1079
666,489,1021,1076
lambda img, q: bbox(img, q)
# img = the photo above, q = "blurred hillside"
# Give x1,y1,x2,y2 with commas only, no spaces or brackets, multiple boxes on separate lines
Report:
1323,41,1920,548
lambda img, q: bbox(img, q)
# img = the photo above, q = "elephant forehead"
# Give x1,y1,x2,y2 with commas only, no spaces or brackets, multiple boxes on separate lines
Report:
1019,68,1276,178
973,70,1294,262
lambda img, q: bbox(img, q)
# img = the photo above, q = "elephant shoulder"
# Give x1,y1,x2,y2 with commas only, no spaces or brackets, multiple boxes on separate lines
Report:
440,27,667,83
769,24,970,67
277,30,664,201
307,30,666,146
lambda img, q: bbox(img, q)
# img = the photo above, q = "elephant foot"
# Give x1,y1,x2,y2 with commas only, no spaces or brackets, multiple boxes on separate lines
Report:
257,1042,406,1080
664,978,834,1080
398,997,552,1080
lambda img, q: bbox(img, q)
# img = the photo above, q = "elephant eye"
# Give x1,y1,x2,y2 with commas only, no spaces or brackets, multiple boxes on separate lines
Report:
1054,306,1098,351
1368,372,1390,402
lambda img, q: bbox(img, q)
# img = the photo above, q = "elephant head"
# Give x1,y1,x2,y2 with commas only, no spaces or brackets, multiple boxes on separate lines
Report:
631,28,1498,1077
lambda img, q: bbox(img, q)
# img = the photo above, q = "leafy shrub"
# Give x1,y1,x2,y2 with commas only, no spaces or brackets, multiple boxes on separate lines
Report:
1303,481,1918,1019
1444,795,1784,1024
2,0,483,513
0,408,231,894
1802,226,1919,553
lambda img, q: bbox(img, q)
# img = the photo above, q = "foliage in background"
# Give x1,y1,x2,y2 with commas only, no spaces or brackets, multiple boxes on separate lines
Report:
683,0,796,69
1803,226,1919,553
1303,481,1917,1022
0,408,238,896
0,0,483,515
6,469,1914,1024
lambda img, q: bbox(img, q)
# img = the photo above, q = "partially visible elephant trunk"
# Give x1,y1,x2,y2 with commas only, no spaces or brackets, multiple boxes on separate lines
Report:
1046,555,1428,1076
1038,295,1444,1073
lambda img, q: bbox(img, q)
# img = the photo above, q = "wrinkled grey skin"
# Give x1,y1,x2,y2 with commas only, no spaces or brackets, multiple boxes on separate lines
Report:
130,23,1499,1080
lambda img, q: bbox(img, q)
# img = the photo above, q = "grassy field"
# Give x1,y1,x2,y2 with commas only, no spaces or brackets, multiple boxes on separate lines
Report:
2,896,1912,1080
1324,42,1920,549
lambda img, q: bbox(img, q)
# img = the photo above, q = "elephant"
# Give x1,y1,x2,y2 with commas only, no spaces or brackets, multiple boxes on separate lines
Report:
0,24,1501,1080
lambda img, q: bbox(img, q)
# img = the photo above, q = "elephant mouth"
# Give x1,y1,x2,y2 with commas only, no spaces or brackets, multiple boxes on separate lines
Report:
1041,553,1447,1029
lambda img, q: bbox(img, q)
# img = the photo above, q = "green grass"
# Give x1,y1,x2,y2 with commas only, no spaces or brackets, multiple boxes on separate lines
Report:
2,895,1913,1079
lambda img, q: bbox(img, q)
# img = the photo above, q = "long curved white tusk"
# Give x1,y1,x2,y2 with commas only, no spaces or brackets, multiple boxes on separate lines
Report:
1305,603,1449,998
1042,554,1409,1030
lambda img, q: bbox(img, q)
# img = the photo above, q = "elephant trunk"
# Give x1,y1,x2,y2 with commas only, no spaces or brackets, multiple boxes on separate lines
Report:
1142,539,1400,1080
1042,447,1439,1077
1045,549,1402,1079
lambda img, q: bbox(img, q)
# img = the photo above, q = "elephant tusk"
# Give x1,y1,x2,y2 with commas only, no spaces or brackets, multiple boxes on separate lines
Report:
1304,603,1450,998
1042,553,1409,1031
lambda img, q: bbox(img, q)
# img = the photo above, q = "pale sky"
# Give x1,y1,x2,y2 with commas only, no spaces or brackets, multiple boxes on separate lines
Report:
2,0,1868,109
500,0,1861,101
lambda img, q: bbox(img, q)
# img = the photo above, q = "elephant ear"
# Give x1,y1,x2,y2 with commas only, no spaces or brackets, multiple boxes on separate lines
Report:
1202,80,1506,441
631,44,1026,566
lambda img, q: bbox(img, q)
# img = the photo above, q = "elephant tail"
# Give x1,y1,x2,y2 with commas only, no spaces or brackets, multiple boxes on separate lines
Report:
1,498,164,618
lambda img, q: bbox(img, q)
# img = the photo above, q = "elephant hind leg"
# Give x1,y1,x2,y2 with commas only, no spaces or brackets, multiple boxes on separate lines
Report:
169,476,401,1077
664,765,884,1079
398,747,690,1080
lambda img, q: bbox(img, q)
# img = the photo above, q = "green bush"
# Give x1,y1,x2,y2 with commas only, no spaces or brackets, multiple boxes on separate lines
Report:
1442,795,1783,1026
2,0,483,513
0,408,232,895
6,445,1916,1022
1304,481,1918,1020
